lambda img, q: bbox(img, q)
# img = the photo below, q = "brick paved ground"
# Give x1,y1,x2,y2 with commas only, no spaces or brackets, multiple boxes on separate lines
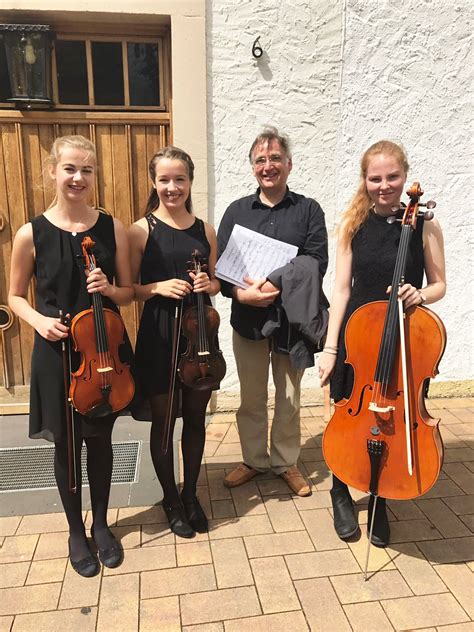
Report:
1,397,473,631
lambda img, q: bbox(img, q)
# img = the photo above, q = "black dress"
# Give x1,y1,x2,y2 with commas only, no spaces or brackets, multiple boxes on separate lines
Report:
330,210,425,402
29,212,123,442
134,214,212,397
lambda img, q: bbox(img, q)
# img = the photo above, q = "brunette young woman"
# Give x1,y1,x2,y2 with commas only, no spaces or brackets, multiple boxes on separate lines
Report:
8,136,133,577
128,146,220,538
319,140,446,547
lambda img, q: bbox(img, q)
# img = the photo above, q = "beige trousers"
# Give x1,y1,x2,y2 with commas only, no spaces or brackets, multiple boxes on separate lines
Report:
232,330,304,475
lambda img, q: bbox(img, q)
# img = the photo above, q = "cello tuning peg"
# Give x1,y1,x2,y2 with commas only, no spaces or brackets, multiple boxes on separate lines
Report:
426,200,436,209
420,210,435,221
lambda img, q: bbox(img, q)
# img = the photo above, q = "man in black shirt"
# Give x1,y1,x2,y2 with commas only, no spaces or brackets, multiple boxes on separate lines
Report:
217,127,328,497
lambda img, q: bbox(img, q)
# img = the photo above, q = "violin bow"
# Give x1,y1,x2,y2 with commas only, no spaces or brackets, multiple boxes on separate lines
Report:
59,310,77,493
161,299,184,454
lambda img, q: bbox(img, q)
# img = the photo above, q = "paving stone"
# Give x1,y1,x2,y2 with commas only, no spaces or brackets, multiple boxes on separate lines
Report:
26,558,66,585
0,617,13,632
33,531,68,560
262,495,304,532
244,531,314,558
256,477,293,496
223,610,309,631
299,447,323,462
443,495,474,515
84,508,117,529
418,536,474,564
230,481,266,516
348,537,395,573
381,593,469,629
17,512,69,535
447,424,474,437
343,601,393,631
250,556,299,614
177,541,212,566
140,596,180,632
434,563,474,618
0,582,61,615
205,456,243,468
416,498,471,537
116,505,166,526
183,624,223,632
104,543,175,575
0,562,29,588
459,514,474,531
0,517,20,537
207,469,232,500
295,577,351,631
204,440,221,457
58,559,101,609
389,499,426,520
97,573,139,632
389,518,443,543
442,398,474,408
292,490,332,510
436,624,474,631
444,447,474,463
208,515,273,540
389,542,447,594
210,538,253,588
422,479,464,498
214,442,242,457
0,535,38,564
141,564,216,599
109,525,141,550
205,423,232,441
141,522,175,547
444,463,474,495
181,586,261,625
12,607,97,631
285,548,360,579
221,424,240,444
451,408,474,421
211,499,236,519
300,508,347,550
331,569,412,603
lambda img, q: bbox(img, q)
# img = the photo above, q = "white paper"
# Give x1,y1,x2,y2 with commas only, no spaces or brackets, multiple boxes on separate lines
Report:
216,224,298,289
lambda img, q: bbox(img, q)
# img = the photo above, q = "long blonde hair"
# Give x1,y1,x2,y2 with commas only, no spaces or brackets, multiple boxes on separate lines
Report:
339,140,409,247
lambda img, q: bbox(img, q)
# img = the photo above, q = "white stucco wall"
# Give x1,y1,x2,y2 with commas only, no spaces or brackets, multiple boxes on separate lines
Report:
208,0,473,405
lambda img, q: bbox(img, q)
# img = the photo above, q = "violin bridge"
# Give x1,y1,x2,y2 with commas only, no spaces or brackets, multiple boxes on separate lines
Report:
198,351,210,356
97,367,113,373
368,402,395,413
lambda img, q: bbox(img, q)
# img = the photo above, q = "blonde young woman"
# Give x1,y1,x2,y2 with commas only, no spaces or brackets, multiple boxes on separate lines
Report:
128,146,220,538
9,136,133,576
319,140,446,547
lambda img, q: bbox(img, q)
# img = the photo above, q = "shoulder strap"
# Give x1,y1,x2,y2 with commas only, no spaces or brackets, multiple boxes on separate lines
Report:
146,213,158,234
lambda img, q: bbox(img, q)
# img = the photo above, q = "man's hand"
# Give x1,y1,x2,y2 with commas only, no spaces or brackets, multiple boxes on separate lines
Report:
234,277,280,307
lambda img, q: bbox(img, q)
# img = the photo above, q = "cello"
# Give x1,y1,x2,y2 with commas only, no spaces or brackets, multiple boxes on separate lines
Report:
68,236,135,418
322,183,446,570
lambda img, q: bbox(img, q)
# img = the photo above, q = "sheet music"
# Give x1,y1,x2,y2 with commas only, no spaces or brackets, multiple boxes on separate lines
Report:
216,224,298,289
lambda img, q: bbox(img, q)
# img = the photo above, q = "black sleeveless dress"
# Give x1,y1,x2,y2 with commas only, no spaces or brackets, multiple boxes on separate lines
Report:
330,210,425,402
29,212,124,442
134,214,213,397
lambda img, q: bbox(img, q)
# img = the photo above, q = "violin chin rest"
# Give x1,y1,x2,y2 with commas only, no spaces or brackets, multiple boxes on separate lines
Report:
85,402,114,418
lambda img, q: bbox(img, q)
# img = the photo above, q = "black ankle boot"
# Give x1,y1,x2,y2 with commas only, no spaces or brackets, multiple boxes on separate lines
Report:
162,501,195,539
330,487,359,540
367,496,390,547
181,493,209,533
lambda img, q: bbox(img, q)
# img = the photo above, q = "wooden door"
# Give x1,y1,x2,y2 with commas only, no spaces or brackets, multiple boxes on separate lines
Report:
0,115,170,411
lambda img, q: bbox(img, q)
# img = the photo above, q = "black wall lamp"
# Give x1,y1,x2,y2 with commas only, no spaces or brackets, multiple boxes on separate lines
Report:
0,24,53,109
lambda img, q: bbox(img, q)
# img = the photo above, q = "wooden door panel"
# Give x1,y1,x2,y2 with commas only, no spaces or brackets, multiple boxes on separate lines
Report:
0,118,169,408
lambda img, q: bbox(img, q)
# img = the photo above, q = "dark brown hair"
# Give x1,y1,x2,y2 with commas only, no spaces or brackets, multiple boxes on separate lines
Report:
145,146,195,214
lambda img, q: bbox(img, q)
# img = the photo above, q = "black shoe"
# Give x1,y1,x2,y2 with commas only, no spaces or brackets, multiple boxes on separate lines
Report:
68,538,100,578
162,501,195,539
367,496,390,547
181,493,209,533
330,487,359,540
91,525,123,569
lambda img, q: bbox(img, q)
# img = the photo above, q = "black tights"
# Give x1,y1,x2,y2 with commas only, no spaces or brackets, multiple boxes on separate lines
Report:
54,424,115,562
150,386,211,507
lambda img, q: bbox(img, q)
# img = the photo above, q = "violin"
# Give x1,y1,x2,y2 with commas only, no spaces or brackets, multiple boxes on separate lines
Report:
69,236,135,417
177,249,226,390
322,183,446,502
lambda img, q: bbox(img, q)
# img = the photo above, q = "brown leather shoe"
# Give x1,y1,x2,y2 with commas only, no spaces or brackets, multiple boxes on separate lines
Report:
280,466,312,497
223,463,259,488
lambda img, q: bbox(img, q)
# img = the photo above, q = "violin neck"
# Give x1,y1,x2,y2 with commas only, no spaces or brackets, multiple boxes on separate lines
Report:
195,291,209,355
89,265,110,355
374,225,413,385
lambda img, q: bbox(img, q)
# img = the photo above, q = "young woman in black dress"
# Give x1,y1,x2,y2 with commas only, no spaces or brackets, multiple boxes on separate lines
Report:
319,140,446,546
128,147,220,538
8,136,133,576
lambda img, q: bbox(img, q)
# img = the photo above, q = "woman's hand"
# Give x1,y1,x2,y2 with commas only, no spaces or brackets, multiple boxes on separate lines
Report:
155,278,192,299
86,267,112,296
387,283,424,309
319,350,337,387
35,315,69,341
189,271,211,294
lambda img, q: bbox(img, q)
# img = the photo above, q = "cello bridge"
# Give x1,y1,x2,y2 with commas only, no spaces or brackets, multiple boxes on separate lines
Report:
368,401,395,413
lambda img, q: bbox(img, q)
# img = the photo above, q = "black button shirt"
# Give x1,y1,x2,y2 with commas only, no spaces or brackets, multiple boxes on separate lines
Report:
217,188,328,340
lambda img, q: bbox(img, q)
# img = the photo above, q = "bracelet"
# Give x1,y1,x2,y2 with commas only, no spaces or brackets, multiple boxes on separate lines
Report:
417,289,427,305
324,345,338,351
323,348,338,355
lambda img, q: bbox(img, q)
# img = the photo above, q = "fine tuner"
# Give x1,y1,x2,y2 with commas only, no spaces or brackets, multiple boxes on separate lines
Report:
387,199,436,224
